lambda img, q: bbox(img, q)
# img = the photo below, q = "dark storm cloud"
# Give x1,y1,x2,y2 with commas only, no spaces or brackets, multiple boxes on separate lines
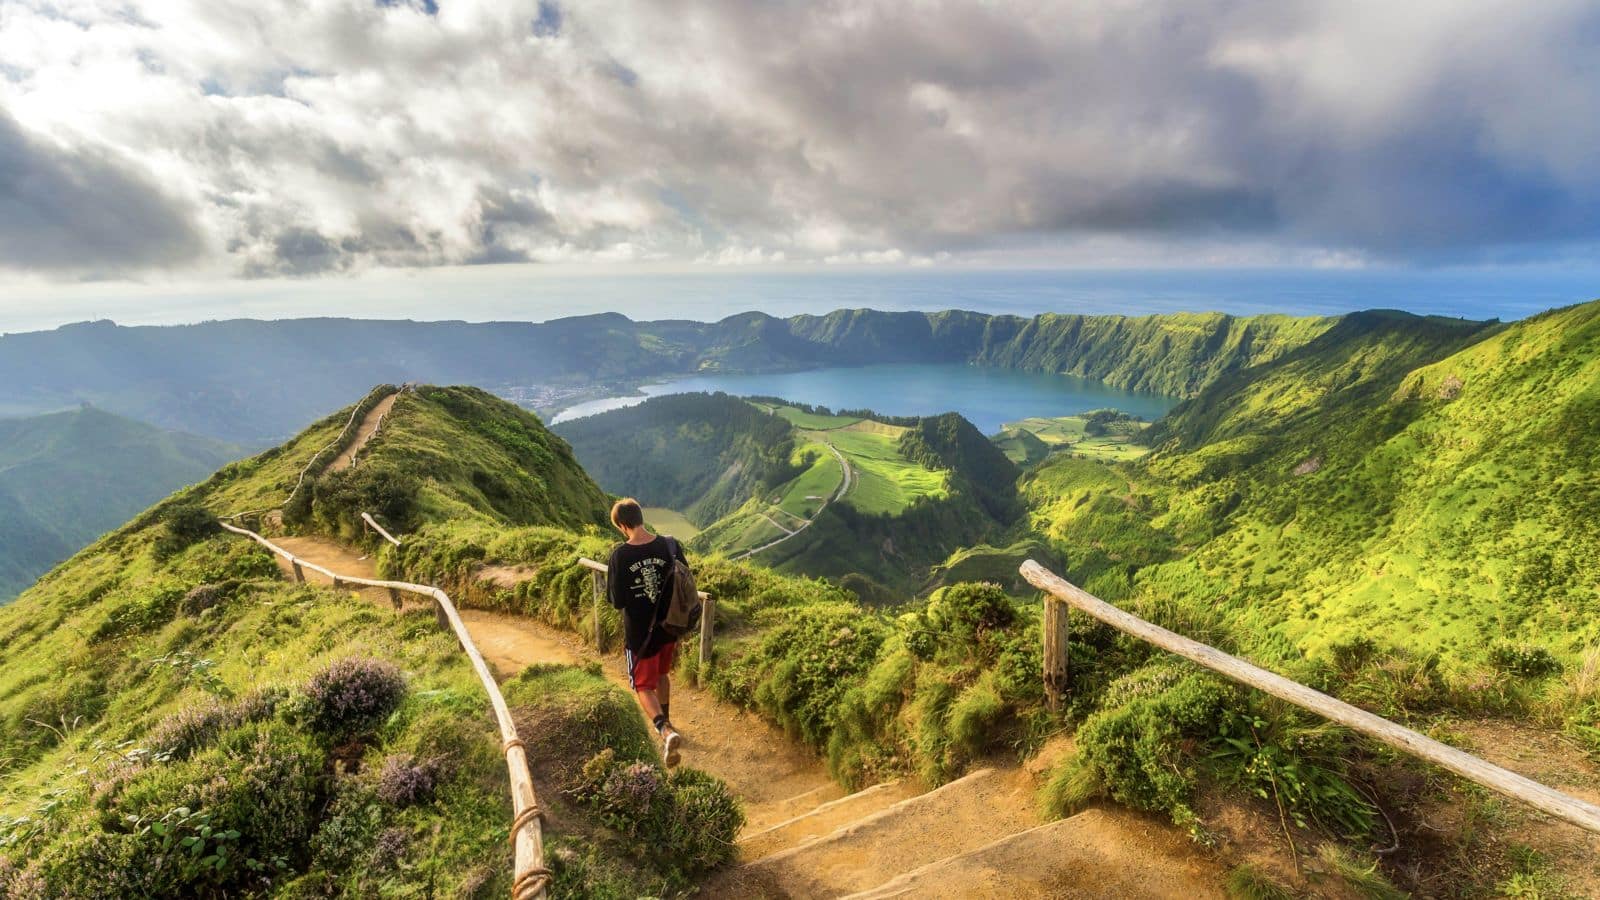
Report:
2,0,1598,278
0,112,203,271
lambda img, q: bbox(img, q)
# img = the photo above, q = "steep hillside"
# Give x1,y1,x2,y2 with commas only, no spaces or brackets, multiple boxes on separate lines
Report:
0,387,736,897
553,392,800,526
0,308,1334,441
0,407,243,600
1033,301,1599,675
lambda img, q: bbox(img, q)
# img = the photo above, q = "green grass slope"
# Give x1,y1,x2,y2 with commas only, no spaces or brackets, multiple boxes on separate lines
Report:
0,407,244,600
553,392,799,526
302,386,612,540
1034,302,1600,687
0,386,735,897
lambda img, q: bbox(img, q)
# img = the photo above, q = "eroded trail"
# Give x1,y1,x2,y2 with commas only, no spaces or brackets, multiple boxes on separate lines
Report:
278,535,1226,898
328,392,397,472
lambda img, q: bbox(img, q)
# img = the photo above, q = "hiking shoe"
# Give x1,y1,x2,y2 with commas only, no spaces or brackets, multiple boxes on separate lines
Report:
661,728,682,769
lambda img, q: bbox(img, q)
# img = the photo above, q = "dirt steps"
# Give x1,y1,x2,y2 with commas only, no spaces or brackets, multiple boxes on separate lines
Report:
738,779,922,860
703,767,1041,898
842,810,1228,900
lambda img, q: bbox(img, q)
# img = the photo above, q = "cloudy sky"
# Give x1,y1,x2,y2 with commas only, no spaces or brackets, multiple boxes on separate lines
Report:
2,0,1598,299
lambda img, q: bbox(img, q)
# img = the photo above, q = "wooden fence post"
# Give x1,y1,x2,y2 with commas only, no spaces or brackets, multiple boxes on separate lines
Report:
591,570,604,652
291,560,305,583
698,598,715,671
387,587,403,611
1043,596,1071,712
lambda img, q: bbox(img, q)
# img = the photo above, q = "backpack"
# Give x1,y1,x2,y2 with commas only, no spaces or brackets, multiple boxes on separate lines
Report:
657,536,702,640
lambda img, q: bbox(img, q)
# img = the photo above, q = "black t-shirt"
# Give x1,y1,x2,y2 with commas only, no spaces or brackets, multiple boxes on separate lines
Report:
606,535,689,656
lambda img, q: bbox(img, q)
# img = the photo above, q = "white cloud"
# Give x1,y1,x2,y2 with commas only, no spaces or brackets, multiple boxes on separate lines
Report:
1,0,1597,281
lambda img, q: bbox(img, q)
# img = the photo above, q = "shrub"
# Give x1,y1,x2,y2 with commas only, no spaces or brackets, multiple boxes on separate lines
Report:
309,786,383,874
1072,663,1236,829
1488,643,1563,678
298,657,407,741
88,723,321,895
155,504,218,558
375,754,440,807
571,748,744,874
146,689,284,761
369,826,411,869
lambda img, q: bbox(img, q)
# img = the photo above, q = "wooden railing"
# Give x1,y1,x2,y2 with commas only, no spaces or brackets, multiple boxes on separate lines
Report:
221,520,552,898
362,512,402,547
285,385,399,515
1021,559,1600,838
578,557,715,667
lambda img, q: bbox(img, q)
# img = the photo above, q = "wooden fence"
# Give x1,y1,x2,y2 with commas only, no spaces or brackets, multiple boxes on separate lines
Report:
577,557,715,668
1021,559,1600,838
221,520,552,899
285,385,398,514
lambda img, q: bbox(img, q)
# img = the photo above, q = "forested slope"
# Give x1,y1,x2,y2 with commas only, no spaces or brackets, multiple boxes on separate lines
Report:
554,392,800,525
0,407,243,599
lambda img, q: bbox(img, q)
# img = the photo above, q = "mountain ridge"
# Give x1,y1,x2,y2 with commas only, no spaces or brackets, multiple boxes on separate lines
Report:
0,306,1352,442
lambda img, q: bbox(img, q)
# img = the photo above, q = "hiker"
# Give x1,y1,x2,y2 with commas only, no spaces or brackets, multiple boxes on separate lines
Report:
606,497,690,767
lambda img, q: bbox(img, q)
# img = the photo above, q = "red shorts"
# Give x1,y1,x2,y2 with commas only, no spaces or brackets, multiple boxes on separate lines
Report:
626,642,677,692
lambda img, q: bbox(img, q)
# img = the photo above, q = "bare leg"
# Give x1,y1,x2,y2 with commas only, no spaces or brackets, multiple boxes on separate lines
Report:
636,688,664,722
658,673,671,712
637,687,681,767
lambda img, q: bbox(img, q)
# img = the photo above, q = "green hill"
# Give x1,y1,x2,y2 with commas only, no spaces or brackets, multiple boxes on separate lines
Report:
553,392,800,526
0,308,1333,441
1031,302,1600,675
0,407,244,600
0,386,736,897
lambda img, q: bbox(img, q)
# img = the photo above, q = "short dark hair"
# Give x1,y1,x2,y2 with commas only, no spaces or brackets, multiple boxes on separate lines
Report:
610,498,645,530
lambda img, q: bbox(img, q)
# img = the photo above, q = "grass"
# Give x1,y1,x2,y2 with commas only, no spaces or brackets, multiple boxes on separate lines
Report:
999,414,1151,463
772,442,843,519
762,404,863,430
808,427,947,515
643,507,700,540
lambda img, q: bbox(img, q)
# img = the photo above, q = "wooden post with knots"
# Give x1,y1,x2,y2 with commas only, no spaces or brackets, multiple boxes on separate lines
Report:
1042,595,1071,712
591,569,604,651
698,598,715,670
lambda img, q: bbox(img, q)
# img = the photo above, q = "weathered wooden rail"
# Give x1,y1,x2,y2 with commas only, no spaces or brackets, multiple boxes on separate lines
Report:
284,384,393,509
361,512,403,547
578,557,715,667
221,520,552,898
1021,559,1600,838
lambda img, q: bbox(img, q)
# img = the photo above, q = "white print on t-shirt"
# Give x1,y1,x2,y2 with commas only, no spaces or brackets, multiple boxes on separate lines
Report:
629,558,666,602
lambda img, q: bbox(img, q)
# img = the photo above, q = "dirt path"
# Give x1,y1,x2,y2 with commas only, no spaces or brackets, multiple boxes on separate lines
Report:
275,536,839,826
734,441,849,561
328,392,397,472
1455,720,1600,895
273,532,1229,895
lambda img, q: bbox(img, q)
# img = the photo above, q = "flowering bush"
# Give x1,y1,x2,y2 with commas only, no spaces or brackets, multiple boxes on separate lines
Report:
299,657,407,740
375,754,441,807
146,689,284,761
570,748,742,872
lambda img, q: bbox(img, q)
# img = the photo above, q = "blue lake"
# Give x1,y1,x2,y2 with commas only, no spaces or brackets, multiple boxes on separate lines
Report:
549,364,1179,435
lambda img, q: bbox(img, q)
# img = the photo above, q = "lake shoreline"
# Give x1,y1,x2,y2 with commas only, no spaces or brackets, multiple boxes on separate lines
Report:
546,362,1180,434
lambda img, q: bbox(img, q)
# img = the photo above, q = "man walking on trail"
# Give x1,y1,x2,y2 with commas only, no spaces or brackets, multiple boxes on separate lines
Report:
607,498,687,767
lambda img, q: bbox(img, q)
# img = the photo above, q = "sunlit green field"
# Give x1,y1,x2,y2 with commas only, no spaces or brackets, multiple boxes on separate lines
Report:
643,506,701,539
802,425,947,516
773,443,843,518
1000,415,1150,463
